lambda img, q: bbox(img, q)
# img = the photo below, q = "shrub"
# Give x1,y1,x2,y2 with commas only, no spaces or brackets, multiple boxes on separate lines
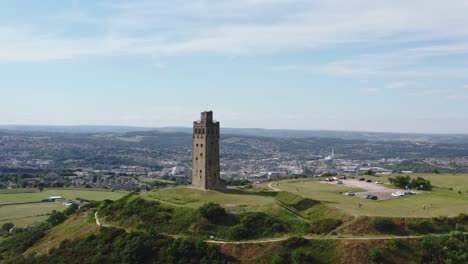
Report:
270,253,285,264
368,248,383,262
408,221,435,234
226,212,285,240
198,203,227,223
388,239,402,253
1,223,14,232
46,211,67,226
372,218,403,235
283,237,310,249
310,219,343,234
292,248,317,264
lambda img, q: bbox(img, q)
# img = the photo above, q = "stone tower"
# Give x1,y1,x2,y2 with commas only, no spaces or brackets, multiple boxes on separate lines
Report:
192,111,224,190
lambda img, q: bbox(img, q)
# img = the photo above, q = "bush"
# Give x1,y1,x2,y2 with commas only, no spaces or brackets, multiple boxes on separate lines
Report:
198,203,227,223
46,211,67,226
408,221,435,234
310,219,343,234
368,248,383,262
226,212,285,240
1,223,14,232
292,248,317,264
388,239,403,253
372,218,403,235
270,253,285,264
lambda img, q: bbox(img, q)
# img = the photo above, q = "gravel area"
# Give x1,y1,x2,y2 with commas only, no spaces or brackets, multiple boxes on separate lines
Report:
323,179,419,200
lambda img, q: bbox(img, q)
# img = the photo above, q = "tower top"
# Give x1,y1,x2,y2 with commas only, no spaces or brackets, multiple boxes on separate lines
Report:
201,111,213,123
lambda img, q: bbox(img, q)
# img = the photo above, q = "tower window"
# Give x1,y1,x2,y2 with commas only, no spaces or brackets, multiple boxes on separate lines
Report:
202,128,205,134
201,144,203,147
200,153,203,156
200,170,202,173
196,157,198,161
196,144,199,147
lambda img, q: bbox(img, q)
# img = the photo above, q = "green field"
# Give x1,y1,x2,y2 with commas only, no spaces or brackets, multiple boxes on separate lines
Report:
0,188,127,205
0,188,127,228
0,203,64,227
145,187,280,214
271,174,468,217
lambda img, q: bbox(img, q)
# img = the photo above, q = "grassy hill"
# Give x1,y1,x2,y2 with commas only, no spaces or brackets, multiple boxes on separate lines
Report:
1,175,467,264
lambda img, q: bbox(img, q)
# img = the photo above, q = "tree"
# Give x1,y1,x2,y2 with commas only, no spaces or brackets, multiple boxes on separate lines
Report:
1,223,14,232
389,175,411,188
46,211,67,226
410,177,432,190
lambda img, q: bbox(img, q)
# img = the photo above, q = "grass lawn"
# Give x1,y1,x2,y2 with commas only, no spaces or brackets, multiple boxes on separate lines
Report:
0,202,65,227
145,186,280,214
272,177,468,218
0,188,127,205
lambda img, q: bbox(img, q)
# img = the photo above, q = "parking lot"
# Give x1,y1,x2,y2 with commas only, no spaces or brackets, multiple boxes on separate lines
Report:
323,179,418,200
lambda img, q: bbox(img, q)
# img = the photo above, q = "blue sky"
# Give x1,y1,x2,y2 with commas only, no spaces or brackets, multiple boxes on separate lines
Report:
1,0,468,133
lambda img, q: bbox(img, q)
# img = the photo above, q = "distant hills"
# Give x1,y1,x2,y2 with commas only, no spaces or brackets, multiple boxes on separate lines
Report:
1,125,468,143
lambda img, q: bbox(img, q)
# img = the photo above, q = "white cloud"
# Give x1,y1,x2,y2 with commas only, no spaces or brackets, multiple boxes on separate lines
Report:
2,1,468,62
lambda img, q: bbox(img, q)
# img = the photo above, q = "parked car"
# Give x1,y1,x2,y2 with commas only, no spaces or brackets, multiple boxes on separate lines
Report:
366,179,372,183
366,195,378,200
339,176,347,180
336,180,343,184
359,178,366,181
344,191,355,196
375,181,383,184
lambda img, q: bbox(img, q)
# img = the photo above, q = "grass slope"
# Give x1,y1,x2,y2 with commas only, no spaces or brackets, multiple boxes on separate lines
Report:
23,212,99,256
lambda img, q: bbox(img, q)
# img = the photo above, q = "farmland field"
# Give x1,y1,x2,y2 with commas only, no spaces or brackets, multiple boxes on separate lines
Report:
0,188,127,227
0,203,64,227
0,188,127,205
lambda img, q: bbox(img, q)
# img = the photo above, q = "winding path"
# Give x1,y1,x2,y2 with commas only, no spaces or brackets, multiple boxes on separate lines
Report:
268,182,281,191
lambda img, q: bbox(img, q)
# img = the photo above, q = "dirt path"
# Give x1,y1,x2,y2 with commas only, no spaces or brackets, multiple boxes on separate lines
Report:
95,211,101,226
268,182,281,191
95,211,130,232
